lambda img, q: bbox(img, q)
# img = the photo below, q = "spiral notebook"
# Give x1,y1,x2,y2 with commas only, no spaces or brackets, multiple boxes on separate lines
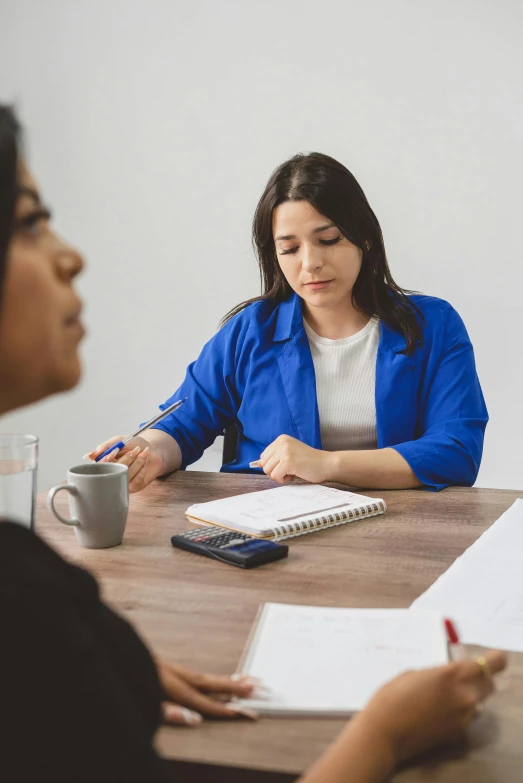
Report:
233,603,448,716
185,484,386,541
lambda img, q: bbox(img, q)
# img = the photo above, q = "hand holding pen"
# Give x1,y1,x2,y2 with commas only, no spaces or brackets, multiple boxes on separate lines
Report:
85,398,186,493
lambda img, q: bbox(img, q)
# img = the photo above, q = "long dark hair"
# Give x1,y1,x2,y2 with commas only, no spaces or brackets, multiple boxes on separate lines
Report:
223,152,423,355
0,106,19,312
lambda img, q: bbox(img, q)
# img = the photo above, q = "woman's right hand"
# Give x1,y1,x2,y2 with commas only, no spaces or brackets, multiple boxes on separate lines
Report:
85,435,165,493
354,650,507,765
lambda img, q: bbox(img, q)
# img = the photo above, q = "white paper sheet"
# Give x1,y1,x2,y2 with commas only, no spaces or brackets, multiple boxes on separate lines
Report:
236,603,447,715
411,498,523,651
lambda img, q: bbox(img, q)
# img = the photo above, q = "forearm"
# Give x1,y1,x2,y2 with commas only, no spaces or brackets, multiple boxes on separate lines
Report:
142,428,183,475
325,448,422,489
300,716,396,783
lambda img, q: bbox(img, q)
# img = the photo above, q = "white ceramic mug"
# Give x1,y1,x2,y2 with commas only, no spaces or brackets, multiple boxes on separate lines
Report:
47,463,129,548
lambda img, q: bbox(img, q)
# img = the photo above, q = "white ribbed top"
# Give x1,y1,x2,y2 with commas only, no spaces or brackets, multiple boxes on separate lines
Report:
304,317,379,452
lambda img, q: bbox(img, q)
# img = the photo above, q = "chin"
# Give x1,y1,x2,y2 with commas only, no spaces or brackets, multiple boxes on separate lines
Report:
50,357,83,395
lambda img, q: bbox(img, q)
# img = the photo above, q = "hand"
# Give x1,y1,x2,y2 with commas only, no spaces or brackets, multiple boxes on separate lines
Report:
258,435,332,484
155,658,260,727
85,435,164,494
352,650,507,765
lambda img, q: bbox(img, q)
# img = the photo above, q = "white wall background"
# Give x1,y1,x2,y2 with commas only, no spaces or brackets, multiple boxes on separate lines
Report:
0,0,521,490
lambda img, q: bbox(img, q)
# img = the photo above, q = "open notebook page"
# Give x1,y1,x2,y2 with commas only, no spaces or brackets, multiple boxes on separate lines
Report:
186,484,381,536
235,604,448,716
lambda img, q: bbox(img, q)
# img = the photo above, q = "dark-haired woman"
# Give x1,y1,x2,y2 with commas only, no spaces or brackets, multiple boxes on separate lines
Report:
92,153,487,493
0,107,507,782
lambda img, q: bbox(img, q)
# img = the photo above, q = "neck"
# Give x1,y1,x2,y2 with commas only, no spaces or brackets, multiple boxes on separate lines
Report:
303,298,370,340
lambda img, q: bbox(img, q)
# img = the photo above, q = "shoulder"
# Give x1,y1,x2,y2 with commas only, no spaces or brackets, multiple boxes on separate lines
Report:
408,294,470,344
217,298,282,346
0,522,99,602
220,298,280,331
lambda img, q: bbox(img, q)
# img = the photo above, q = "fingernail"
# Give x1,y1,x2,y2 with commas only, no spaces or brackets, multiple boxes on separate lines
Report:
227,705,258,720
82,453,91,460
140,447,150,458
231,674,264,685
174,707,202,726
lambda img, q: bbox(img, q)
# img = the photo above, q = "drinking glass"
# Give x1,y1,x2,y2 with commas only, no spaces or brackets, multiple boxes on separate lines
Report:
0,434,38,530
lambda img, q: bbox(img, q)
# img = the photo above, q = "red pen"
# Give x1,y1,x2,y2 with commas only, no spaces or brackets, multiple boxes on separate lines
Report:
445,618,467,660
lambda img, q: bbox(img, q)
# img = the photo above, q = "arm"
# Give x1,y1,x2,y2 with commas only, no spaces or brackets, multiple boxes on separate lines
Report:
391,305,487,490
324,447,422,489
258,438,422,488
300,718,395,783
300,652,507,783
0,538,173,782
89,319,243,491
259,307,486,490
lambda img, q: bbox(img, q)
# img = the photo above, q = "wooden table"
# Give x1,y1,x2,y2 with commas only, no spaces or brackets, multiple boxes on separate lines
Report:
37,473,523,782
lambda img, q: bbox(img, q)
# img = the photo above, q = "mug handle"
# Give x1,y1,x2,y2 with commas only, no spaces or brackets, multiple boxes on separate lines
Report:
47,484,81,527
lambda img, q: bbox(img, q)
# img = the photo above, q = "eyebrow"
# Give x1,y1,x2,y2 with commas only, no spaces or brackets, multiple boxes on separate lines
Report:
16,185,42,205
275,223,337,241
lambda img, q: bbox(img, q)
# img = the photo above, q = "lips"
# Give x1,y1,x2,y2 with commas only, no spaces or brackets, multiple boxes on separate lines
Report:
64,310,82,326
304,279,333,290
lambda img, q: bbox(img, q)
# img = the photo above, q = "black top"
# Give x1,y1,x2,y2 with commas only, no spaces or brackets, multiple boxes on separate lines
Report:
0,521,174,782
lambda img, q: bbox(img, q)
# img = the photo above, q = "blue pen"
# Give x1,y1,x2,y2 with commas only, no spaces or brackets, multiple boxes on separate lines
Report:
93,398,187,462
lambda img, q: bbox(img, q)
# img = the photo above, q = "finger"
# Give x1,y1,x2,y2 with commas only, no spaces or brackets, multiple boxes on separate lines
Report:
160,671,257,719
459,650,508,683
258,442,276,467
181,669,261,697
129,458,155,494
84,435,125,460
271,462,290,484
484,650,508,675
262,454,280,478
110,445,141,467
162,702,203,727
127,447,149,483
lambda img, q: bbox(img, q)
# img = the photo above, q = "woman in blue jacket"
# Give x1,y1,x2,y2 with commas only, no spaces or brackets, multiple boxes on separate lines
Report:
92,153,487,492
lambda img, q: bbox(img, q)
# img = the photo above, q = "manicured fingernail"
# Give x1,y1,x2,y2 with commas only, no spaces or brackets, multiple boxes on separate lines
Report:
82,453,91,460
140,447,150,459
169,706,202,726
231,674,263,684
227,705,258,720
251,685,272,696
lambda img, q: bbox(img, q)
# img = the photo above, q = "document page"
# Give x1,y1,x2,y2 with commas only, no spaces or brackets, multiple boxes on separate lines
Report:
412,499,523,651
236,604,447,715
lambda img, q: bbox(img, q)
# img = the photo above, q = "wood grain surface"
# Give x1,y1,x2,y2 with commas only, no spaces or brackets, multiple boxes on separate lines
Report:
37,472,523,782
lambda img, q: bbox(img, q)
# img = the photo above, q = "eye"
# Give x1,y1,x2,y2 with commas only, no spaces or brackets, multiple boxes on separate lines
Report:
279,246,299,256
319,236,342,246
17,208,52,236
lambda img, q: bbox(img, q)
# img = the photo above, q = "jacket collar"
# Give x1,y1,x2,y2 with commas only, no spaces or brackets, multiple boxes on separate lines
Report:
273,294,304,342
274,292,410,355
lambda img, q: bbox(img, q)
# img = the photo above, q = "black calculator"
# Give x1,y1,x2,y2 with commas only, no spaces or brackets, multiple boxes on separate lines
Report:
171,526,289,569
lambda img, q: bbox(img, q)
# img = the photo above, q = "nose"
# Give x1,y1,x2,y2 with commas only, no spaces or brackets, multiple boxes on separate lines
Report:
301,244,324,273
54,238,85,282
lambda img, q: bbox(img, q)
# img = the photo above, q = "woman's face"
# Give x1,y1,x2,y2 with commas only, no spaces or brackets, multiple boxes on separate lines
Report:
272,200,363,312
0,163,85,413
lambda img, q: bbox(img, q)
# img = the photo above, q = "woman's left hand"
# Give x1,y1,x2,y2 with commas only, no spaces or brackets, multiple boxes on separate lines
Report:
156,658,259,727
258,435,332,484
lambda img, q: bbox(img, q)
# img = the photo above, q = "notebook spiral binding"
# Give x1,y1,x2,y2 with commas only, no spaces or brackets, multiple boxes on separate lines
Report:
271,500,387,541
